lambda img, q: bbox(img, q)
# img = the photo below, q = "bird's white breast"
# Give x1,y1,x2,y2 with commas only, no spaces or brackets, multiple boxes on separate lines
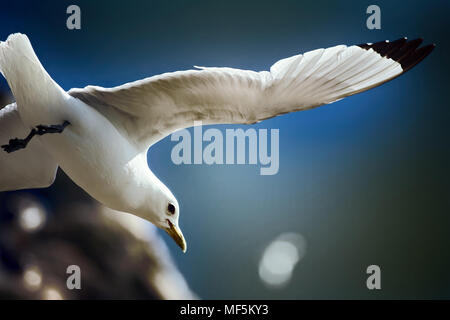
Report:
32,95,148,211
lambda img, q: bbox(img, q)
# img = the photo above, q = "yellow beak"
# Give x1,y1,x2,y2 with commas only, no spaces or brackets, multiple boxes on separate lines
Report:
165,220,187,253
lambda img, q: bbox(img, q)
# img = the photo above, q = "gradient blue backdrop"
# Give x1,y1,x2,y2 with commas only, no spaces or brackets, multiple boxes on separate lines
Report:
0,0,449,298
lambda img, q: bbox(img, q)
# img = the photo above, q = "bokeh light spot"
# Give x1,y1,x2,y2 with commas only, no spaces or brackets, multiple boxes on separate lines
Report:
42,287,63,300
19,206,45,231
23,266,42,291
259,233,306,288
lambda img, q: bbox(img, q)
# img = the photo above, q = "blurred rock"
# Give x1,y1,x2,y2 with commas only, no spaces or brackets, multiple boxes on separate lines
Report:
0,192,196,299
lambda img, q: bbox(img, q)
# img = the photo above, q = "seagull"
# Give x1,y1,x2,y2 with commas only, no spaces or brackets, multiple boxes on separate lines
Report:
0,33,434,252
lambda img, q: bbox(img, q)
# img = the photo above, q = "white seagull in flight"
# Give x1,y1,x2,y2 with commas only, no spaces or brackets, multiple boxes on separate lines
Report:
0,33,434,252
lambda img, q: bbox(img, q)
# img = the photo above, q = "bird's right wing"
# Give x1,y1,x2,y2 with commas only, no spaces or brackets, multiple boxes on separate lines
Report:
69,38,434,150
0,103,58,191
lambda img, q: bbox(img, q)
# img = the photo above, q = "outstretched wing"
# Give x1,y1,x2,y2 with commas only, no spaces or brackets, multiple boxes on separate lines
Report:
0,103,58,191
68,38,434,150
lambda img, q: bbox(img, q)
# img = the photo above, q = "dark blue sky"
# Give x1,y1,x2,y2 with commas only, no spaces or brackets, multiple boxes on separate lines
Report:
1,0,449,298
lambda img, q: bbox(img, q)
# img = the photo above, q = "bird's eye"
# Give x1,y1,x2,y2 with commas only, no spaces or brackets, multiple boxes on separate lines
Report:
167,203,176,215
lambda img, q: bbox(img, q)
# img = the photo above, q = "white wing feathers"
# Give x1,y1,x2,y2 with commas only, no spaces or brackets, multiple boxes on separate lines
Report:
68,38,434,150
0,103,58,191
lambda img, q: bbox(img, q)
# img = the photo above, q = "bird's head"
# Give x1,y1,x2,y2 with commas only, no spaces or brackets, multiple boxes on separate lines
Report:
144,182,186,253
125,155,186,252
161,197,187,253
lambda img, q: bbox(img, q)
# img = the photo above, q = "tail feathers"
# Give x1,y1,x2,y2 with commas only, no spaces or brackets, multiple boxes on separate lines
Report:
0,33,40,79
0,33,62,106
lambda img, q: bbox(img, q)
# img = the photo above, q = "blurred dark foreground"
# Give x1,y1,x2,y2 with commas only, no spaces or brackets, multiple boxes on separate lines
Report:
0,188,195,299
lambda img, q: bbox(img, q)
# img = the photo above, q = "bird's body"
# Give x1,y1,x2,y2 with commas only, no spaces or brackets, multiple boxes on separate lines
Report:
43,98,149,214
0,51,146,215
0,33,434,251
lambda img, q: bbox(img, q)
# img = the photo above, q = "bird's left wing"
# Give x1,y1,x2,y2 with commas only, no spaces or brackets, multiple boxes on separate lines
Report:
68,38,434,151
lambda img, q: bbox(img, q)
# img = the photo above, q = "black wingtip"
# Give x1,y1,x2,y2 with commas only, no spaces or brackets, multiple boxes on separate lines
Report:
357,37,435,72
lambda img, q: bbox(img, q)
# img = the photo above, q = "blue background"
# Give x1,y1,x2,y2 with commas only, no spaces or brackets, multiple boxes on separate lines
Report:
0,0,449,298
